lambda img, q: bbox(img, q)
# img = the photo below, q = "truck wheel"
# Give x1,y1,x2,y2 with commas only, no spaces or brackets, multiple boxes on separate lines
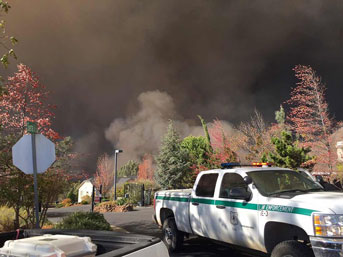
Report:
162,217,184,252
271,240,314,257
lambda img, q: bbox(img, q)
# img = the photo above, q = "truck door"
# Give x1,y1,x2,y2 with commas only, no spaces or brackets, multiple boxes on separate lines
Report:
215,173,261,250
189,173,219,238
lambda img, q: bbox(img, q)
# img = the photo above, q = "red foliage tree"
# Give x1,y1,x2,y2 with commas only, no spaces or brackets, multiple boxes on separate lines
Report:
94,153,114,196
138,154,154,180
208,119,238,165
0,64,59,140
0,65,83,228
286,65,336,171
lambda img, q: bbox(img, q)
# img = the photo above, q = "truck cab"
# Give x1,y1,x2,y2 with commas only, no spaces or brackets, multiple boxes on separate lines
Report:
155,163,343,257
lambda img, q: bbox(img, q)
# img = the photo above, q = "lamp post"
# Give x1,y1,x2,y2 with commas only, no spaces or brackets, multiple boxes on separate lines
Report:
114,149,123,201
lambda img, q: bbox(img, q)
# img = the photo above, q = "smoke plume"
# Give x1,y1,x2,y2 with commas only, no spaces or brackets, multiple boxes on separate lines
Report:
105,90,204,165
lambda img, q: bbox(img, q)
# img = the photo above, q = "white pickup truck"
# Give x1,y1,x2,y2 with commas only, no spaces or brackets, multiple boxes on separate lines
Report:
154,163,343,257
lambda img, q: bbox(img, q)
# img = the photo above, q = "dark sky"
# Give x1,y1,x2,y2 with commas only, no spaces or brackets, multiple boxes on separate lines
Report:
3,0,343,168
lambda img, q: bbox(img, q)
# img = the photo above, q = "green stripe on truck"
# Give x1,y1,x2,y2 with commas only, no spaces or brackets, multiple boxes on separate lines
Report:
156,195,317,216
215,200,258,210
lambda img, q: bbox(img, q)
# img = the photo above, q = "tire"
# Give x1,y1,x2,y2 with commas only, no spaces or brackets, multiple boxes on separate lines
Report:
162,217,184,252
271,240,314,257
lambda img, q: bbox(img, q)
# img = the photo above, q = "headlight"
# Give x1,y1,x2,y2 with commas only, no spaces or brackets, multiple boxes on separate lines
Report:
314,214,343,237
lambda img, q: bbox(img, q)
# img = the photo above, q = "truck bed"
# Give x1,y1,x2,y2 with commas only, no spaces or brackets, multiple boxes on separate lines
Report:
156,189,192,197
0,229,166,257
155,189,193,234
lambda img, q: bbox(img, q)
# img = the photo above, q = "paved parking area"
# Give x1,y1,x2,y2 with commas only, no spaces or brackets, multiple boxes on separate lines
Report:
47,205,255,257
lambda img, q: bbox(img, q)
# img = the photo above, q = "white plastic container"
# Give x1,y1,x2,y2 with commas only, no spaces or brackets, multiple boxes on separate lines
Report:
0,234,97,257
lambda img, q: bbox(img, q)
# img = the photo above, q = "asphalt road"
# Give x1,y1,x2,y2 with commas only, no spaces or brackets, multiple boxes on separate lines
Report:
47,205,257,257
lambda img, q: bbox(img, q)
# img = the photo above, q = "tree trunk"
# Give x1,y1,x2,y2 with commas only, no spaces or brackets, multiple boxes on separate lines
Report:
14,205,20,229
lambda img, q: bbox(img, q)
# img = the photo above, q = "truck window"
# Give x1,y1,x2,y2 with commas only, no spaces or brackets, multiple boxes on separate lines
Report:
219,173,247,198
195,174,218,197
248,170,323,196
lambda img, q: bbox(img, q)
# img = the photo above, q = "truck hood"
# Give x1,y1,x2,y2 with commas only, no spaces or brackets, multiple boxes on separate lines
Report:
288,192,343,214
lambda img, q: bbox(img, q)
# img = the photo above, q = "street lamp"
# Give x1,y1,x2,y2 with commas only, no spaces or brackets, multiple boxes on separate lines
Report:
114,149,123,201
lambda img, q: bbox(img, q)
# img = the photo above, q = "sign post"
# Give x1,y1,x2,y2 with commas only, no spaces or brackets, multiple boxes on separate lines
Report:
12,122,56,229
31,132,40,228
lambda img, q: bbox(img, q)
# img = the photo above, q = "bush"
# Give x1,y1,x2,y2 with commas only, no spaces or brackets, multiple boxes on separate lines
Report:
116,198,127,206
81,200,89,205
66,190,77,204
55,212,111,231
41,219,54,229
0,206,27,232
55,203,64,208
61,198,72,207
66,182,80,203
108,186,124,200
81,195,91,204
116,186,124,198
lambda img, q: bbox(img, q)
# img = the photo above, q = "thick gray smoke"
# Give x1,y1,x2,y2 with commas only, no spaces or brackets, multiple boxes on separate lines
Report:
4,1,343,170
105,90,203,165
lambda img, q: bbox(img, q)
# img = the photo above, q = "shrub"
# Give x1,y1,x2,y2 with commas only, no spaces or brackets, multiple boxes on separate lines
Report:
66,190,77,204
0,207,15,232
41,219,54,229
61,198,72,207
136,179,159,190
108,186,124,200
81,195,91,204
116,186,124,198
116,198,127,206
115,198,136,206
56,212,111,231
66,182,80,203
81,200,89,205
55,203,64,208
0,206,27,232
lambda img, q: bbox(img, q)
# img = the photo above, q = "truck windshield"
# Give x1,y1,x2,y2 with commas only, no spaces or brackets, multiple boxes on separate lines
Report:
247,169,323,196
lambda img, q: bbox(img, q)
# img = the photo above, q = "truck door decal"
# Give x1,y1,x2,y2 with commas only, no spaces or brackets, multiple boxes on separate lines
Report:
230,211,239,225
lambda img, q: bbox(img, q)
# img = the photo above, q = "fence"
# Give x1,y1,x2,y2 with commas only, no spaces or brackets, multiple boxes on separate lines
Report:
123,183,156,206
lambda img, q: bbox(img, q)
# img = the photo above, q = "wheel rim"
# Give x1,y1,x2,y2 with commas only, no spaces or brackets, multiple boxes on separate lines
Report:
164,226,174,245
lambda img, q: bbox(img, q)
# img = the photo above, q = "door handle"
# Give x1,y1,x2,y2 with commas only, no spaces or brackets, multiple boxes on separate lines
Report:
192,202,199,206
216,205,226,209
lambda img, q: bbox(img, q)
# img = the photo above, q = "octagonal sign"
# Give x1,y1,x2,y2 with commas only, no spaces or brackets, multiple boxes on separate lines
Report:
12,134,56,174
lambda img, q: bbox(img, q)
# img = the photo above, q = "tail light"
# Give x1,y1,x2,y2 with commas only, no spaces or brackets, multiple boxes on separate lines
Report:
153,198,156,210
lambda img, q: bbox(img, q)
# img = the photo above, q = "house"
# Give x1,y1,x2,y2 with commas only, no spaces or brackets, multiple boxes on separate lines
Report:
78,179,99,203
117,176,137,186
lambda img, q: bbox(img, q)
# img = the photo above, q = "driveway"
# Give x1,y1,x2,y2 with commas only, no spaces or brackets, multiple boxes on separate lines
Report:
47,205,255,257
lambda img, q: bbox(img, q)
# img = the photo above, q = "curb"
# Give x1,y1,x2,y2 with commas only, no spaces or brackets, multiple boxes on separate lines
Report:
111,225,129,233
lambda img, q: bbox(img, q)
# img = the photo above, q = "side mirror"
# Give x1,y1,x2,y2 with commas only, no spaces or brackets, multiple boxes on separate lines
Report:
244,176,253,185
229,187,252,201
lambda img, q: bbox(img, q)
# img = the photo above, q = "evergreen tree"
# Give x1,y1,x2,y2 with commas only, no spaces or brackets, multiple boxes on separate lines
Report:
155,121,190,189
181,136,209,167
181,136,209,187
275,105,285,126
197,115,213,153
119,160,139,177
267,130,312,170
